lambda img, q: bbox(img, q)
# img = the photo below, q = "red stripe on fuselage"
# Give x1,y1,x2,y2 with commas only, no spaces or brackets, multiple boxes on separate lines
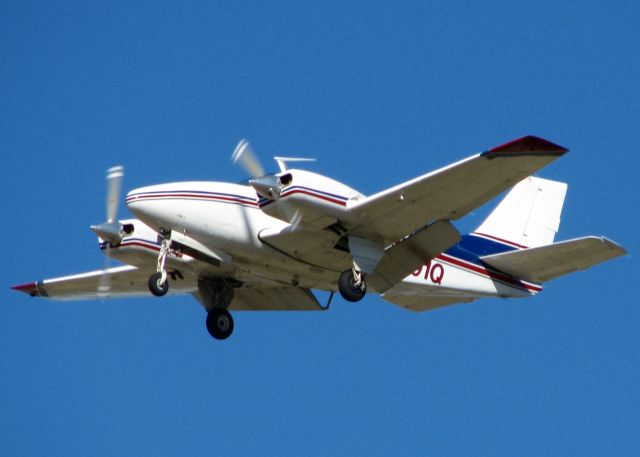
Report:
113,240,184,259
118,241,161,252
260,189,348,207
437,253,541,292
126,193,259,207
472,232,529,249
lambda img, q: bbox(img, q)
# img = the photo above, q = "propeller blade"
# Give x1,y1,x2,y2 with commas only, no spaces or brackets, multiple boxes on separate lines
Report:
232,139,265,178
95,165,124,297
106,165,124,222
97,247,112,297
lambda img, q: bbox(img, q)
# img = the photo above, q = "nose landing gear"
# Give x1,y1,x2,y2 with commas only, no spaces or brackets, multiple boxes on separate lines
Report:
148,238,171,296
148,272,169,296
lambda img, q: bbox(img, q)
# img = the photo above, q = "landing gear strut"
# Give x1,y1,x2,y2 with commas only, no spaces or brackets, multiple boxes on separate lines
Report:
338,268,367,302
206,308,234,340
148,238,171,296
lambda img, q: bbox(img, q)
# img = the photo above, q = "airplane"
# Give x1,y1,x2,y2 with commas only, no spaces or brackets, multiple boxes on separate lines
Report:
12,136,627,340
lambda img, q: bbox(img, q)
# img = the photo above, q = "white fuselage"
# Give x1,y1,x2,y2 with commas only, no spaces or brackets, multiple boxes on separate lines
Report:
122,173,539,302
124,177,353,290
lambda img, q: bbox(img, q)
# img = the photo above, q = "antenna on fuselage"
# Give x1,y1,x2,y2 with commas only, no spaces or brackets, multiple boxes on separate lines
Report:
273,157,316,173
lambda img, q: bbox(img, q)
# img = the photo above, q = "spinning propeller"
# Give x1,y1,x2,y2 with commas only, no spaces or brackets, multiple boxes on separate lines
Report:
91,166,126,245
232,139,284,199
231,139,265,178
231,139,315,200
91,165,125,295
231,139,316,228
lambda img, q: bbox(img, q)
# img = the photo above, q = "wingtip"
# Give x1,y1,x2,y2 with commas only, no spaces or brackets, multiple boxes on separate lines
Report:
11,282,40,297
484,135,569,158
599,236,628,257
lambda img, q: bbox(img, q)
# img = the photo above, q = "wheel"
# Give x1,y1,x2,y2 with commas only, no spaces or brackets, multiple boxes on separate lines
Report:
338,269,366,302
206,308,234,340
148,272,169,297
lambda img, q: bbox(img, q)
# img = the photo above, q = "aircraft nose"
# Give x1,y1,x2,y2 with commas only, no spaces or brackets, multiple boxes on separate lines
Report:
125,185,177,229
125,187,148,218
125,187,144,209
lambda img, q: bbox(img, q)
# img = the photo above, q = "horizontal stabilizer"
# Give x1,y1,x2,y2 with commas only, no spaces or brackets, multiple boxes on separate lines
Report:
480,236,627,283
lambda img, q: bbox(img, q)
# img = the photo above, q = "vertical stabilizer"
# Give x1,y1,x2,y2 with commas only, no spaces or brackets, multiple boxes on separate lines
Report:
474,176,567,249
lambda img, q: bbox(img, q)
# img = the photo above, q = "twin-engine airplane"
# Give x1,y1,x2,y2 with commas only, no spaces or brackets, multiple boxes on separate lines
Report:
12,136,626,340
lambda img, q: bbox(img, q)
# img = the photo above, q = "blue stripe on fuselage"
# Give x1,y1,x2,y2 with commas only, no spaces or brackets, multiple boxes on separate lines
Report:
443,234,518,266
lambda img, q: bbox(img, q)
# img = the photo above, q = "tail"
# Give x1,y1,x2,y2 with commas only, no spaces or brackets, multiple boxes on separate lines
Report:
473,176,626,283
474,176,568,249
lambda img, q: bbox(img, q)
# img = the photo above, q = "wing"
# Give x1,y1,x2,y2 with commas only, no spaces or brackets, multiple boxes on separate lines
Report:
11,265,197,300
348,136,568,243
479,236,627,283
13,265,323,311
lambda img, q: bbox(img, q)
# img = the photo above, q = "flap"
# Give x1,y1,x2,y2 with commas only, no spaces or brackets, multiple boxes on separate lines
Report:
480,236,627,283
368,220,461,293
228,286,323,311
258,225,350,270
382,292,475,312
171,231,230,266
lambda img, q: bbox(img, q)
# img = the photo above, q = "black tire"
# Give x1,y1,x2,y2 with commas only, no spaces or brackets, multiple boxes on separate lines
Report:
338,269,366,302
206,308,234,340
148,272,169,297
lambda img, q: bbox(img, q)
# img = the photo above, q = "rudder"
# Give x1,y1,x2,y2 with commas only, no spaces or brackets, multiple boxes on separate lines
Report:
474,176,567,249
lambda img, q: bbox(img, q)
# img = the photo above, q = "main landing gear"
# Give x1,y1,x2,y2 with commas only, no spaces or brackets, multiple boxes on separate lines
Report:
206,308,234,340
338,268,367,302
198,278,237,340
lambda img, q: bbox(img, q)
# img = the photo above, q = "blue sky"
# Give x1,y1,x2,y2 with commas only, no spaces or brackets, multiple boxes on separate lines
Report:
2,1,639,455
